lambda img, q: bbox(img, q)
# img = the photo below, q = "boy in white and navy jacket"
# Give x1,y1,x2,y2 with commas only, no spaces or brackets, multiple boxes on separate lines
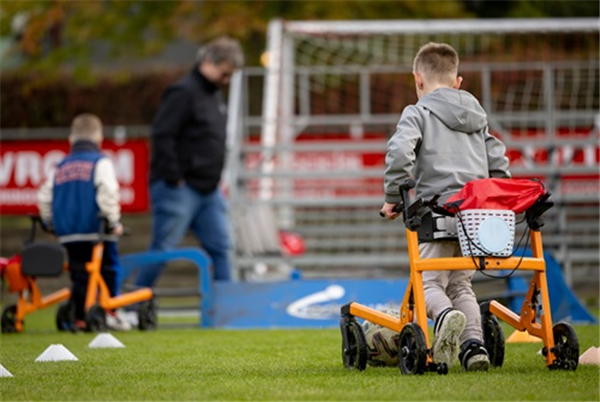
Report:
38,113,128,331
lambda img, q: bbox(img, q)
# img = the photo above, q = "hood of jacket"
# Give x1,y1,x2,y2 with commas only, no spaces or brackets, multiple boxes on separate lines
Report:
417,87,487,133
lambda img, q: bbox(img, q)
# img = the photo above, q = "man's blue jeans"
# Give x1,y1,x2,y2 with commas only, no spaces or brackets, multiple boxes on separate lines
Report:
134,180,232,287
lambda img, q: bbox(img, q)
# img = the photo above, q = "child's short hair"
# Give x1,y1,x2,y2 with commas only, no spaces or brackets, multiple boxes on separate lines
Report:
70,113,103,144
413,42,459,86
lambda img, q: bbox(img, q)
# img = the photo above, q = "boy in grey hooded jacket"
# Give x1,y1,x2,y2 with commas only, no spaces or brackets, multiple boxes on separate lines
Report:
380,42,511,371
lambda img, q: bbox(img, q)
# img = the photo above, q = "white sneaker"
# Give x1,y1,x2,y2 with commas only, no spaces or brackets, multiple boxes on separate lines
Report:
432,309,466,368
460,340,490,372
106,310,132,331
119,310,139,328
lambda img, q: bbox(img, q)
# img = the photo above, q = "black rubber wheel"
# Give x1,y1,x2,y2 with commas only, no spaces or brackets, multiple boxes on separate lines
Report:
56,302,75,332
85,304,107,332
138,297,158,331
548,322,579,371
482,312,505,367
397,323,428,375
340,317,368,371
1,305,18,333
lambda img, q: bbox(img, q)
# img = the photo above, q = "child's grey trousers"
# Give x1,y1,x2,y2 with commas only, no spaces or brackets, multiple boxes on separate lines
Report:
419,241,484,344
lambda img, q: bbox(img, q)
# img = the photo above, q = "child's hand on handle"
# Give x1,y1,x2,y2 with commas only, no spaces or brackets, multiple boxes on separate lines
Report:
109,222,124,236
379,202,400,220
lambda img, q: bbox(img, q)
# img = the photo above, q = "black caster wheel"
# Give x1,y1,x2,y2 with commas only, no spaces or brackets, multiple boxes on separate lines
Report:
340,316,368,371
1,305,18,333
436,362,448,375
56,302,75,332
397,323,428,375
548,322,579,371
482,312,505,367
427,361,448,375
138,297,158,331
85,304,107,332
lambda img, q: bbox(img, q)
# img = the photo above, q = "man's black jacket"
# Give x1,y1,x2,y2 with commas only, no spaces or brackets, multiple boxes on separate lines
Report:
149,66,228,193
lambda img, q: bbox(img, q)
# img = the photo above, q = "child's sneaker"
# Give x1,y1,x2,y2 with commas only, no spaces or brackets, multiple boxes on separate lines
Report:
119,310,139,328
459,339,490,371
432,308,466,367
106,310,132,331
72,319,88,333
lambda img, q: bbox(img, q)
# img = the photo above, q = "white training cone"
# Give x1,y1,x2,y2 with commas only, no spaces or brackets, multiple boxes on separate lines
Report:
35,344,78,362
579,346,600,365
506,329,542,343
88,333,125,348
0,364,13,377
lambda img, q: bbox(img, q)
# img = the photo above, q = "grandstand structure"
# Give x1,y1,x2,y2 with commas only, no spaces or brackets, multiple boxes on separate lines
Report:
227,18,599,287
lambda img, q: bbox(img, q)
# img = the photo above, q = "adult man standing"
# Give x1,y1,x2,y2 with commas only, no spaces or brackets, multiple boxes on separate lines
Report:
135,36,244,287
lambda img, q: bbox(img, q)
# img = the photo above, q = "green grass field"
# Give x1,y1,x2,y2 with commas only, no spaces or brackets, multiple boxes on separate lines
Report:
1,308,598,401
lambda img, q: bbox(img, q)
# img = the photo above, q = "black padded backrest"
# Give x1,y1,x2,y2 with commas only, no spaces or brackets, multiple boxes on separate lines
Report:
21,242,66,277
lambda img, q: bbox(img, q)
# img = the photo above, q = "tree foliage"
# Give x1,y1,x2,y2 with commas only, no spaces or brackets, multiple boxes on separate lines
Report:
1,0,597,80
1,0,597,128
1,0,473,80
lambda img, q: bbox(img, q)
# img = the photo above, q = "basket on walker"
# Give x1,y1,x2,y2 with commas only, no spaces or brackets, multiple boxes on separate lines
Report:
445,178,548,258
456,209,515,257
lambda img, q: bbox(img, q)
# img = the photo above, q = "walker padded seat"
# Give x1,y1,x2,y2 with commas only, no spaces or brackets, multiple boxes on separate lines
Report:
21,242,66,277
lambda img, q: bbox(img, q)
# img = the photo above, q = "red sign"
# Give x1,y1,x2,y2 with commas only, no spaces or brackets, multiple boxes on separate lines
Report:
0,140,149,215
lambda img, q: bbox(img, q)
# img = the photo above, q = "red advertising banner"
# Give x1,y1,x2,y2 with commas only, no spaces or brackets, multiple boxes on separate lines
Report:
0,140,149,215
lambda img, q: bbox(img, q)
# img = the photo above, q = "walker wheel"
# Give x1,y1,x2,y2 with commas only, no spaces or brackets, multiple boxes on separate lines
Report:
340,316,368,371
482,312,505,367
549,322,579,371
138,297,158,331
1,305,18,333
397,323,428,375
427,361,449,375
56,302,74,332
85,304,107,332
437,362,448,375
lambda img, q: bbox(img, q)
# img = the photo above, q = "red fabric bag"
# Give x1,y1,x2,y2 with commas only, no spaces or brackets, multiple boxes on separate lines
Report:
444,178,547,214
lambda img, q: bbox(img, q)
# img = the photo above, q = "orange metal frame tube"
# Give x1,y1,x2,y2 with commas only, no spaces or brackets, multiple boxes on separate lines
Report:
15,277,71,333
84,242,153,313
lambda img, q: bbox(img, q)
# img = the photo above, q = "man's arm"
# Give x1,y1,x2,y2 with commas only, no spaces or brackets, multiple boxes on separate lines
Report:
151,86,193,185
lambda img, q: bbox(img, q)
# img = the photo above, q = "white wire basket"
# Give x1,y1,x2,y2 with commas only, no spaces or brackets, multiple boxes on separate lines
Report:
457,209,516,257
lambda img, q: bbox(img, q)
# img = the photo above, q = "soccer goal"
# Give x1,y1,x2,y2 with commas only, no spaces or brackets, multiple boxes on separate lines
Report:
228,18,599,283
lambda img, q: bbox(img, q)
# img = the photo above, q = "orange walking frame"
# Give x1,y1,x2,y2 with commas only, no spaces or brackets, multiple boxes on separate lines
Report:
1,217,70,333
1,216,157,333
340,179,579,374
80,223,156,332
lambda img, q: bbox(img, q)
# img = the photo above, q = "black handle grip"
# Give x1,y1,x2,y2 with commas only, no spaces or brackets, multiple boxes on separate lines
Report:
399,178,416,191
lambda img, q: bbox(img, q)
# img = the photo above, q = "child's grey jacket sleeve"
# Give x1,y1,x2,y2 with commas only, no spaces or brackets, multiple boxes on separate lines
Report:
484,128,511,179
384,106,422,203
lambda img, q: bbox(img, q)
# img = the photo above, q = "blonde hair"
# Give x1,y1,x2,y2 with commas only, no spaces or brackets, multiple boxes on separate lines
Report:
70,113,103,144
413,42,459,86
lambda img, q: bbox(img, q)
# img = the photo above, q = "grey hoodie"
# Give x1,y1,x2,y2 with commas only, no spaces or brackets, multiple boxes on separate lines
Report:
384,87,510,204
